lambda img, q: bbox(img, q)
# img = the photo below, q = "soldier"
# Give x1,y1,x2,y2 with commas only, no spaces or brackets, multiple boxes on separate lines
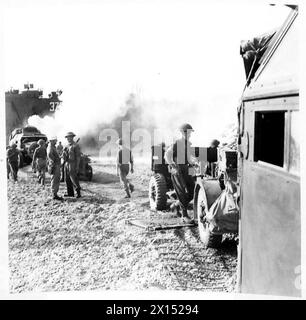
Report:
56,141,65,182
62,132,81,198
56,141,63,156
6,146,11,179
6,142,21,182
164,123,197,223
206,139,220,177
47,136,63,201
32,139,47,185
116,138,134,198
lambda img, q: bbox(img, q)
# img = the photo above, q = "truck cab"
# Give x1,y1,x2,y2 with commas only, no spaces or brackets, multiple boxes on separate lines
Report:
237,6,300,297
9,126,47,166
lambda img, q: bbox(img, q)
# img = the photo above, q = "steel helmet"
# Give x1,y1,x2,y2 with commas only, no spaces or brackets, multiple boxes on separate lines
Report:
65,132,76,138
38,139,45,146
210,139,220,147
179,123,194,132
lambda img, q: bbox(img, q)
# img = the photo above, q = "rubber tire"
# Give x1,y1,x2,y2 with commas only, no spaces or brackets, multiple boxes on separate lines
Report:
194,185,222,248
149,173,168,210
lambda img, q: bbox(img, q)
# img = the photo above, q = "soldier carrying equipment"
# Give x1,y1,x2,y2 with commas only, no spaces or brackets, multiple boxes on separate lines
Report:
63,132,81,198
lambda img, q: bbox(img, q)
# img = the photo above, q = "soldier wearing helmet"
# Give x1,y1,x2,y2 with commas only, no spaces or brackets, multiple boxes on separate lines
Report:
210,139,220,148
164,123,197,223
56,141,64,156
62,132,81,198
116,138,134,198
6,142,21,182
47,136,63,201
56,141,64,182
32,139,47,185
206,139,221,177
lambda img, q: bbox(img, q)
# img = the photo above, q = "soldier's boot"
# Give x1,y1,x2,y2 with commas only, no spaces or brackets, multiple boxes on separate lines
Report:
181,209,193,224
124,188,131,198
172,202,182,217
76,189,81,198
53,194,64,201
129,183,134,193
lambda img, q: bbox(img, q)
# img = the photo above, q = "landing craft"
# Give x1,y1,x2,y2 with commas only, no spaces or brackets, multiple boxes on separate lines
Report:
5,83,62,142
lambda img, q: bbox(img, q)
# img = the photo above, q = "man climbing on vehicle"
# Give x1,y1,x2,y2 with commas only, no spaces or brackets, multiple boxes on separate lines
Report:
164,123,198,223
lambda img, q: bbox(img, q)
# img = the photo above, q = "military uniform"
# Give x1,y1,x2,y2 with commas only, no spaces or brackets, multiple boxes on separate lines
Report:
165,137,195,212
7,146,20,181
116,147,134,197
47,143,61,198
56,143,65,182
165,124,197,222
32,146,47,185
56,143,63,156
63,140,81,197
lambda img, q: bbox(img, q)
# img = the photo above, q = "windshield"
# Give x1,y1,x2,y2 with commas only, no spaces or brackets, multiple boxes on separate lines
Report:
21,136,47,143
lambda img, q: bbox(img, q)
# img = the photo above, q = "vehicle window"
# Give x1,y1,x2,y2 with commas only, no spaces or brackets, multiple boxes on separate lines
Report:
21,137,43,143
289,111,299,174
254,111,285,167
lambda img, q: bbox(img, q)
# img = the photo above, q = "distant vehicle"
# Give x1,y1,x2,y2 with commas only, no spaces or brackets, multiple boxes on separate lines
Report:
9,126,47,167
78,153,93,181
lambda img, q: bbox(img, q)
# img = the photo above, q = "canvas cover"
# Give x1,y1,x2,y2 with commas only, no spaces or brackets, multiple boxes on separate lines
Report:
240,31,276,85
207,181,239,233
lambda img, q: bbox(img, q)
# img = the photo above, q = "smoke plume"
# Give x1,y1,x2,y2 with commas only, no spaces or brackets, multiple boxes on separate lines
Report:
28,86,238,157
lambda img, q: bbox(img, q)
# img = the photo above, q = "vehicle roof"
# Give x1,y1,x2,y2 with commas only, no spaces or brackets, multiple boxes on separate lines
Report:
242,7,298,101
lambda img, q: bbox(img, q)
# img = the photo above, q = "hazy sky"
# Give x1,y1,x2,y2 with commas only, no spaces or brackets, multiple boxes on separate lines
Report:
2,0,292,145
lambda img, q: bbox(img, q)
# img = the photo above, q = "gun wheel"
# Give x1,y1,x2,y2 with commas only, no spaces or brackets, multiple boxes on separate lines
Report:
149,173,167,211
194,185,222,248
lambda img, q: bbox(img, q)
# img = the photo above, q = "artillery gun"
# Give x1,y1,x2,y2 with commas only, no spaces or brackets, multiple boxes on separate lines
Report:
193,147,238,248
78,153,93,181
148,142,239,247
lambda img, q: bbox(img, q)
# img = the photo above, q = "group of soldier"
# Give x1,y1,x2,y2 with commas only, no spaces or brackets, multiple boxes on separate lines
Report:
7,123,219,223
116,122,220,223
6,131,82,201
